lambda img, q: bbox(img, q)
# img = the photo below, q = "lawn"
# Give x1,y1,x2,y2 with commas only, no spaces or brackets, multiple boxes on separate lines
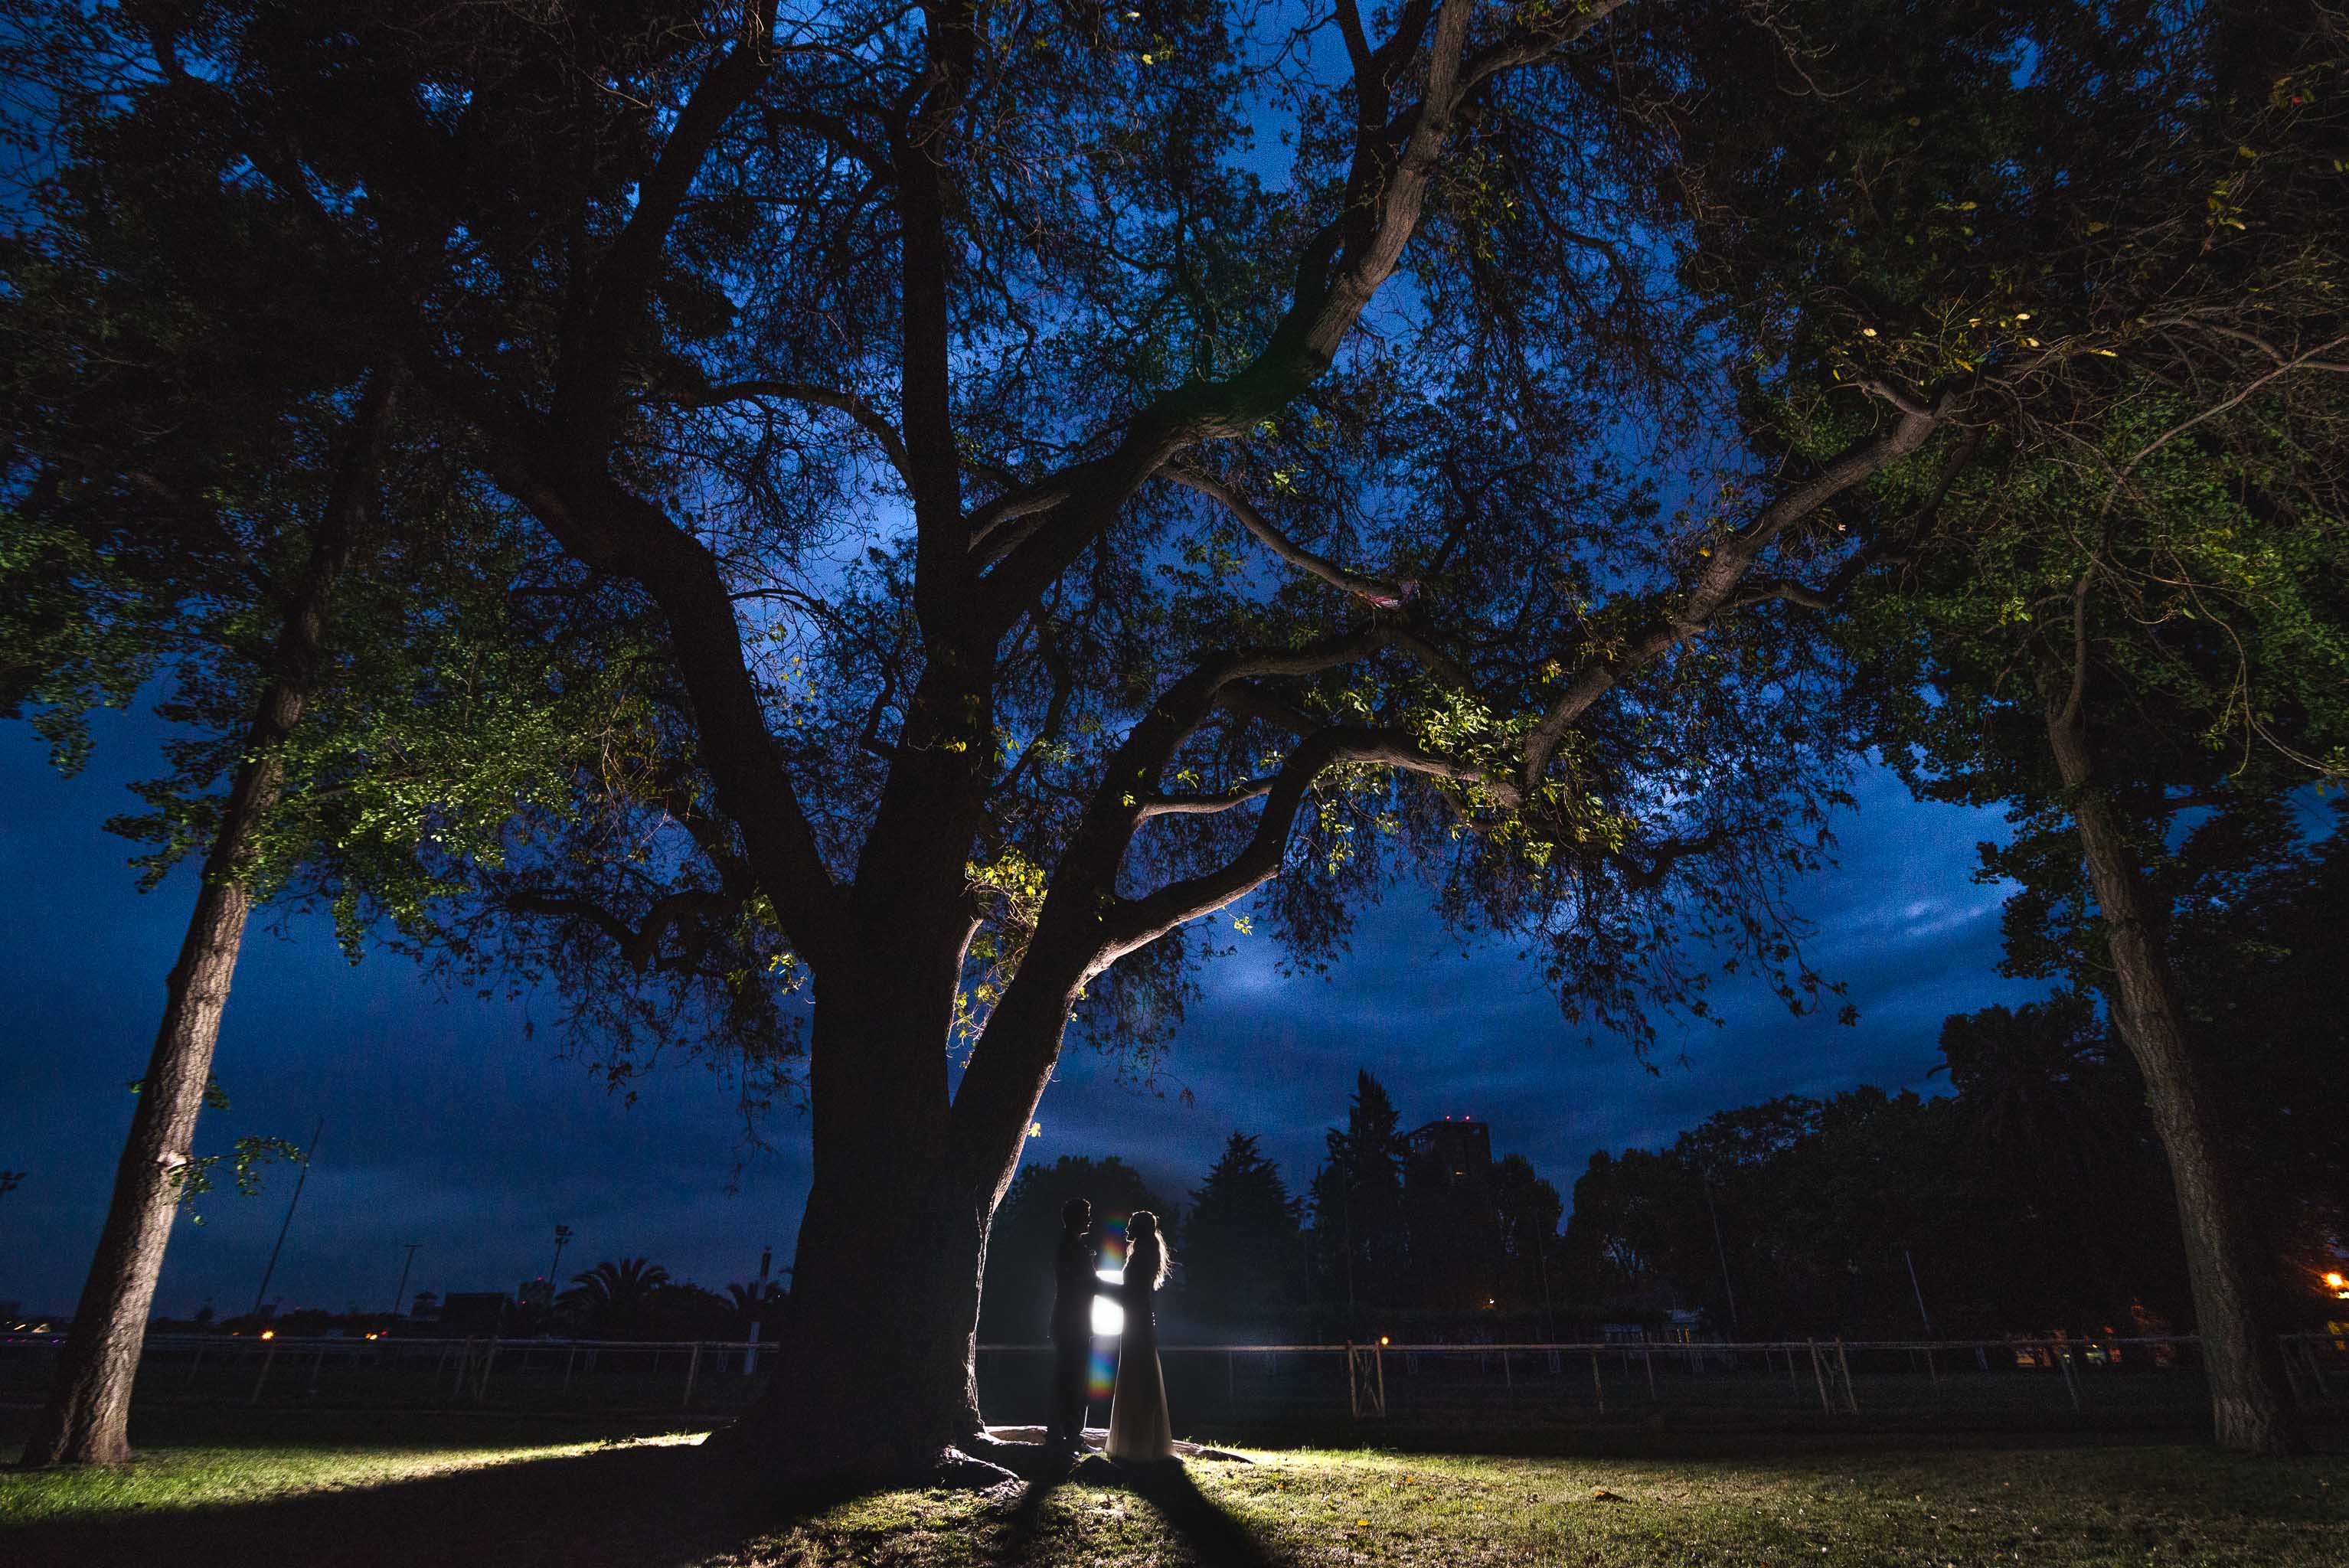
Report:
1,1406,2341,1566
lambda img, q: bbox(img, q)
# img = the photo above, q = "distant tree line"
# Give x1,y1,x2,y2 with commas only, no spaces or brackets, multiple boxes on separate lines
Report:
981,789,2349,1348
981,1071,1570,1341
1566,800,2349,1343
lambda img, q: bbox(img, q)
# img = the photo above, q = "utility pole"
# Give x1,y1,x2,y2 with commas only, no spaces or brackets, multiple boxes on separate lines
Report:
1702,1176,1741,1340
390,1242,421,1318
1903,1247,1936,1337
1342,1166,1357,1318
1535,1219,1557,1340
548,1224,573,1288
251,1115,323,1321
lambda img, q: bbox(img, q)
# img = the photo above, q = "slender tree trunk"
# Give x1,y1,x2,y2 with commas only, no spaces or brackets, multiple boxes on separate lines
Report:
2044,701,2303,1455
19,381,391,1468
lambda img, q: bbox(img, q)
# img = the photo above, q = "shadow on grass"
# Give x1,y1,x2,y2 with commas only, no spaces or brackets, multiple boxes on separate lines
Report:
989,1455,1291,1568
1,1440,790,1568
2,1429,1292,1568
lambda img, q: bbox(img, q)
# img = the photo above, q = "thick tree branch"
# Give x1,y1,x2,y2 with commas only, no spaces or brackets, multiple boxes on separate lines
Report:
965,0,1632,635
1519,393,1952,794
482,454,851,963
557,5,779,449
1133,779,1275,818
501,887,737,975
1095,725,1501,969
895,0,979,619
1164,468,1415,606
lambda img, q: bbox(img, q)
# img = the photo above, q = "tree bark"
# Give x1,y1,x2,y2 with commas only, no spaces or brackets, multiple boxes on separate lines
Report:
2044,700,2304,1455
18,380,392,1468
714,948,1011,1476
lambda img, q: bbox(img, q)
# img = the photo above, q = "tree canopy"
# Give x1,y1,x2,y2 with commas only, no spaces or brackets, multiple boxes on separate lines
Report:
7,0,2340,1470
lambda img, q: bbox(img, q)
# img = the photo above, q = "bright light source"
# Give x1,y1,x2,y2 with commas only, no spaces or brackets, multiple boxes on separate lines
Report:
2324,1271,2347,1290
1093,1268,1125,1338
1379,1335,1390,1347
260,1329,275,1341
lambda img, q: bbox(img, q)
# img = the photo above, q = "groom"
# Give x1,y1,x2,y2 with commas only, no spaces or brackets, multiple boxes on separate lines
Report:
1045,1197,1097,1459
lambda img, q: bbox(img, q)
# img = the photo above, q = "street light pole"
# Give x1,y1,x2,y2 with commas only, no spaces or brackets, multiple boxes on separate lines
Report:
390,1242,421,1318
251,1115,324,1321
1702,1176,1741,1341
1904,1247,1936,1337
548,1224,573,1289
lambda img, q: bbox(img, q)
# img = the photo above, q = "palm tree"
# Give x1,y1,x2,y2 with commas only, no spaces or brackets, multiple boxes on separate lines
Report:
557,1258,671,1339
723,1280,786,1325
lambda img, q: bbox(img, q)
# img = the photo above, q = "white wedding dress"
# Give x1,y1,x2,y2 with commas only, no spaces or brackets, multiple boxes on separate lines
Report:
1105,1260,1174,1460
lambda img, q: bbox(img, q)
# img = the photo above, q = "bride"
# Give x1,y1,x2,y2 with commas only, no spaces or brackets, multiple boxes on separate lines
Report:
1105,1210,1176,1462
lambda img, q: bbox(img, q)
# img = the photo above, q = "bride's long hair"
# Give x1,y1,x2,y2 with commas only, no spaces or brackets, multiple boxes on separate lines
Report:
1125,1210,1173,1289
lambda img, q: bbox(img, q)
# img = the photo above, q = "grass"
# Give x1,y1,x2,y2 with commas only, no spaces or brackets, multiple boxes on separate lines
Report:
2,1404,2342,1566
0,1406,699,1526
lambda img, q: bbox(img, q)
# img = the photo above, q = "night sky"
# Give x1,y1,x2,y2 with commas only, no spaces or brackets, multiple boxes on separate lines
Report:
0,700,2047,1321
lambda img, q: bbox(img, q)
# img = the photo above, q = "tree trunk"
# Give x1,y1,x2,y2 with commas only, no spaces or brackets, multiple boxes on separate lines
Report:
2044,701,2304,1455
712,913,1083,1483
716,947,992,1474
18,381,390,1468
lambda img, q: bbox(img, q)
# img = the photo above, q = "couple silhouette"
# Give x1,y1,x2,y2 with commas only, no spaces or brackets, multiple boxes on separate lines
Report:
1045,1197,1174,1463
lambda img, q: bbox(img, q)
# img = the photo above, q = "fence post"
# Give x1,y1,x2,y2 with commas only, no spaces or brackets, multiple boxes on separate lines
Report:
1643,1341,1657,1402
1501,1348,1512,1391
1590,1352,1605,1415
564,1345,578,1391
2057,1344,2083,1411
1835,1338,1857,1413
683,1342,702,1410
1808,1340,1831,1415
308,1347,326,1396
185,1341,207,1390
477,1341,499,1404
250,1341,278,1406
1226,1350,1235,1404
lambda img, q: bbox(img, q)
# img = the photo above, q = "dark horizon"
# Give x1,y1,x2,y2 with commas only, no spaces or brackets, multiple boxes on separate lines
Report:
0,701,2044,1320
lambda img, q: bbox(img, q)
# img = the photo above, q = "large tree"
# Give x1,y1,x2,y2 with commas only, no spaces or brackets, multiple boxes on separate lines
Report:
0,52,655,1463
1309,1070,1412,1320
1658,0,2347,1451
3,0,2105,1480
1185,1132,1305,1326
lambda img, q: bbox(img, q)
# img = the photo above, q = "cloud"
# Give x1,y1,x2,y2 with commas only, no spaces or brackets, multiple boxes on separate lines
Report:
0,710,2044,1318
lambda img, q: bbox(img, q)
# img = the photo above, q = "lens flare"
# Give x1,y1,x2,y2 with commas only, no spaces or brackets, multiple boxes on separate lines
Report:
1092,1268,1125,1338
1099,1216,1128,1272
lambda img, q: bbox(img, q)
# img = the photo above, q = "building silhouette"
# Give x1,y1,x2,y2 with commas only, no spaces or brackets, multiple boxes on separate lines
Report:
1402,1116,1500,1309
1405,1116,1493,1197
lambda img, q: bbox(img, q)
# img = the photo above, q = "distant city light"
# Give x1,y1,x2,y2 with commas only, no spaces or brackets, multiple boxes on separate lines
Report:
259,1329,275,1340
1379,1335,1390,1346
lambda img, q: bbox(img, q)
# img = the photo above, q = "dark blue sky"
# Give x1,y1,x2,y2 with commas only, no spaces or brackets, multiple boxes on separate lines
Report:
0,704,2045,1319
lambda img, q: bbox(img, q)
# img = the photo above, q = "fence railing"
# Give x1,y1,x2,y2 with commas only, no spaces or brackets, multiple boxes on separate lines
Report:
2,1330,2341,1429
